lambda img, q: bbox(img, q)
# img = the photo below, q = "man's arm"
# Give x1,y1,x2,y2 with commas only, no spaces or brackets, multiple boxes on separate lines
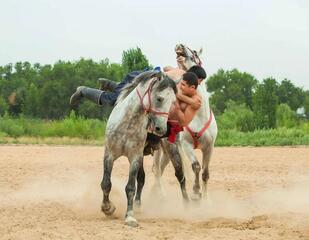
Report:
175,104,199,126
176,90,201,110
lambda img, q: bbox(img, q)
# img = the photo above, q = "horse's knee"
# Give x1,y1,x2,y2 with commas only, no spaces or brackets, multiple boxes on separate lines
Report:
101,177,111,192
137,169,145,187
125,184,136,198
192,161,201,174
202,169,209,182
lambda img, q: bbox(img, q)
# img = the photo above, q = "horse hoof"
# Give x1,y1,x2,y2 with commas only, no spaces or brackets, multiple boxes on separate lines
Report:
191,192,202,201
101,202,116,216
125,216,139,227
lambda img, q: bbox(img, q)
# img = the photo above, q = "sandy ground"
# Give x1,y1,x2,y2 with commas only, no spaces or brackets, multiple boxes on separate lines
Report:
0,145,309,240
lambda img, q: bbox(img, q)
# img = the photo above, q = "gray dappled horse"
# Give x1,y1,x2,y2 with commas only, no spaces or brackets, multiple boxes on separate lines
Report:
101,71,177,227
153,44,218,201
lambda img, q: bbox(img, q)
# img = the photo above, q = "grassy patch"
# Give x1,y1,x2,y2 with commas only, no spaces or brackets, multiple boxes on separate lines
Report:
216,127,309,146
0,116,308,146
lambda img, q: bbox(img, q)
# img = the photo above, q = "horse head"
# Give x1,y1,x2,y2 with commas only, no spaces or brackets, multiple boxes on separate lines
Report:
117,71,177,136
175,44,203,70
138,72,177,136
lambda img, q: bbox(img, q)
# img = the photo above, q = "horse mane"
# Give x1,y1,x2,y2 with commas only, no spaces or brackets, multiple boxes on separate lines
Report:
116,71,176,104
157,74,177,94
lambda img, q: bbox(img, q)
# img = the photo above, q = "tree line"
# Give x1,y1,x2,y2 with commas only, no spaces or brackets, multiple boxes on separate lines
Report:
0,47,308,130
0,47,150,119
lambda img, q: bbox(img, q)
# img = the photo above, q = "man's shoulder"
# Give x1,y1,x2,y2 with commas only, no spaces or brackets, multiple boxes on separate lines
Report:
191,93,202,110
193,92,202,101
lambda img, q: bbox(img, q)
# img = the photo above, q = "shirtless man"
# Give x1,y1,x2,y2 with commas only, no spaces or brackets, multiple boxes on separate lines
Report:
169,72,201,126
144,71,202,154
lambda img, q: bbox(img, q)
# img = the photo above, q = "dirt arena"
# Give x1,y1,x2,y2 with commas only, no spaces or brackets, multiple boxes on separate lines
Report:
0,145,309,240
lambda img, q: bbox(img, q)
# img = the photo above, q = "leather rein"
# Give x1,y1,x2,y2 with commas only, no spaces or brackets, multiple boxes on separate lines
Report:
136,78,169,118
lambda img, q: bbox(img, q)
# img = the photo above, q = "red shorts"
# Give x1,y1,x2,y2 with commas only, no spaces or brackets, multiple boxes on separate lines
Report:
168,121,184,143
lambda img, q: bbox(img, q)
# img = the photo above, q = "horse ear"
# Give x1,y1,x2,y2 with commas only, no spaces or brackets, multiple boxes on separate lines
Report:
198,47,203,56
155,71,162,80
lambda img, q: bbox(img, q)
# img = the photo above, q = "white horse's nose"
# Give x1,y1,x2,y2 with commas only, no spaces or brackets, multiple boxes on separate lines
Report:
155,126,162,132
154,125,167,136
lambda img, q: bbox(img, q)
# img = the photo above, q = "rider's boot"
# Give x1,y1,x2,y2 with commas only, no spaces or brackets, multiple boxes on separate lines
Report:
70,86,103,108
98,78,117,92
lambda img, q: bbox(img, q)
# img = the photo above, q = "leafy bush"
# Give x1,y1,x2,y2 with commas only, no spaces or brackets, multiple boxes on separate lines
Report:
216,127,309,146
276,103,297,128
217,101,255,132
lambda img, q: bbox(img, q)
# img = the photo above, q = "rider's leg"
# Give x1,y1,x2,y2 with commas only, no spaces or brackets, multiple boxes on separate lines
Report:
70,71,144,108
143,123,171,156
98,78,118,92
70,87,118,108
98,71,143,91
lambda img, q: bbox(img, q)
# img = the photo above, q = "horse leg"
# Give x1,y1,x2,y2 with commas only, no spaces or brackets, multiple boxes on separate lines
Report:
134,161,145,208
152,147,162,177
163,140,189,202
101,150,116,216
202,143,214,199
152,148,164,196
160,150,171,176
153,142,171,177
182,143,202,200
152,140,170,177
125,156,142,227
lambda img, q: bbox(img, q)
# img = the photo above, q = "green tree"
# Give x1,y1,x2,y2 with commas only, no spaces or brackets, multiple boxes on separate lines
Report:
0,96,8,116
253,78,279,129
122,47,150,73
278,79,305,111
22,83,40,117
39,81,69,119
304,91,309,119
207,69,257,114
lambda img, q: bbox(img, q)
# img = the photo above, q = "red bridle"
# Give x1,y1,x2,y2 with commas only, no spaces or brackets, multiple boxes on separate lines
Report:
136,78,169,118
186,46,203,67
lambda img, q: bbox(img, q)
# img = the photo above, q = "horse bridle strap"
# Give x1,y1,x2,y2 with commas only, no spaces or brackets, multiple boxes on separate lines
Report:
186,46,202,66
185,109,213,149
136,79,169,118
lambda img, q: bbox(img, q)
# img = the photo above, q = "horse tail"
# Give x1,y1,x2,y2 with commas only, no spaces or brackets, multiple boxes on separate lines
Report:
178,144,194,183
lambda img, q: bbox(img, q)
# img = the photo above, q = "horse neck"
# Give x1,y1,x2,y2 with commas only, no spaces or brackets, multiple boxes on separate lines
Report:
196,82,211,120
117,83,149,128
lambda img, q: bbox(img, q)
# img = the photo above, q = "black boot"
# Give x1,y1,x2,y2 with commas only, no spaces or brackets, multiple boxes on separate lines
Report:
70,86,103,108
143,144,152,156
98,78,117,91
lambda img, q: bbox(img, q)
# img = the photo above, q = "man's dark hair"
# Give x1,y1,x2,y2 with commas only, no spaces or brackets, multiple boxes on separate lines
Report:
187,65,207,80
182,72,198,88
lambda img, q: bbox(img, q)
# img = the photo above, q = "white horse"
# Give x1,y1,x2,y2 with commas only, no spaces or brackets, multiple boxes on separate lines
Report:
101,71,177,227
153,44,218,201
